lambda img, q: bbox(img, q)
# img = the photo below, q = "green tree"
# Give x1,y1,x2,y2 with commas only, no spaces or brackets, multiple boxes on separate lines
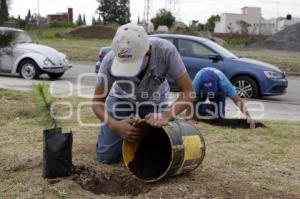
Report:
16,17,26,29
0,0,9,25
226,23,234,36
205,15,220,32
197,23,205,31
96,15,102,25
189,20,198,31
83,14,86,25
33,84,60,129
76,14,83,26
137,14,140,24
25,9,31,22
96,0,130,25
92,16,96,25
237,20,251,34
153,8,175,29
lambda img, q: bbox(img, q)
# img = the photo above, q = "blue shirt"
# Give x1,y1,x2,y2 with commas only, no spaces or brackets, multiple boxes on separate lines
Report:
192,67,237,98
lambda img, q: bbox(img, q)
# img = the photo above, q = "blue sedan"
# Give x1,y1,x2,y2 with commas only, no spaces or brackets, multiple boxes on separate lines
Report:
95,34,288,98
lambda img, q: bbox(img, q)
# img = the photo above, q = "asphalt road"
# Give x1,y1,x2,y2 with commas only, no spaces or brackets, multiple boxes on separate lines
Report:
1,62,300,121
63,62,300,105
264,77,300,105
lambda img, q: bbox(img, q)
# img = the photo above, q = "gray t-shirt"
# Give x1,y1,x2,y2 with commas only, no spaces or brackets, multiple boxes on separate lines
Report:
97,37,186,104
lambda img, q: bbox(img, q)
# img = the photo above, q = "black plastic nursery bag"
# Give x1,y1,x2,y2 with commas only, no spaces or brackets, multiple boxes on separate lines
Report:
43,128,73,179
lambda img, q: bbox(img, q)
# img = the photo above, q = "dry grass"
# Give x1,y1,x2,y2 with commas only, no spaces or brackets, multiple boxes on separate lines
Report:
0,89,300,198
230,47,300,74
38,38,111,62
28,27,112,62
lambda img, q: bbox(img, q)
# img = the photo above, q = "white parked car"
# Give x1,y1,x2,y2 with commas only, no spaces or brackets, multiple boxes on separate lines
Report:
0,27,72,80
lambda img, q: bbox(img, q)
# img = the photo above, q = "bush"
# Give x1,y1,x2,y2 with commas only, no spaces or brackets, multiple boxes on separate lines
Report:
49,20,74,28
16,19,27,29
182,27,199,36
225,38,257,47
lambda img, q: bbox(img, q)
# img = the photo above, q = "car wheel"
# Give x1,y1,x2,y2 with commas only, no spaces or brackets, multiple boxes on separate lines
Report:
19,59,41,80
232,76,259,99
48,72,65,80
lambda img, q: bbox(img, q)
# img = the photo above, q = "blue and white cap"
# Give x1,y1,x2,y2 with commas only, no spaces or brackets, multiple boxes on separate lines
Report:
202,70,218,94
111,23,149,77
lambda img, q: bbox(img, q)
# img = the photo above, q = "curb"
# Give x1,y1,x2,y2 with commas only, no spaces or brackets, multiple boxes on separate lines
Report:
245,98,300,106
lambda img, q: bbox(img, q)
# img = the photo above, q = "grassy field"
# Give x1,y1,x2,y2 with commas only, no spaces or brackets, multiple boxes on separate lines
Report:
230,47,300,74
28,28,111,62
27,27,300,74
0,89,299,198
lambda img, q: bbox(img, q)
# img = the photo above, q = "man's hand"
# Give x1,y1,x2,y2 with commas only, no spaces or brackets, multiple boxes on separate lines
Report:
145,112,172,127
232,96,256,129
109,119,143,143
247,117,256,129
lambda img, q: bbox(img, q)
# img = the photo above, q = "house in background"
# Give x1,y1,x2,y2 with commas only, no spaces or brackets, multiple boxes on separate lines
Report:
214,7,300,35
47,8,73,24
260,15,300,35
277,16,300,31
214,7,262,35
2,18,17,27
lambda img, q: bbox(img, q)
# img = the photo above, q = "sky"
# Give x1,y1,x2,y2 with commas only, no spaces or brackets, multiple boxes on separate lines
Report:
9,0,300,25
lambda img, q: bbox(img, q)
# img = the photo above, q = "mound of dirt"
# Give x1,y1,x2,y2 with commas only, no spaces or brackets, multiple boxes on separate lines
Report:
71,165,151,196
252,23,300,51
68,26,116,39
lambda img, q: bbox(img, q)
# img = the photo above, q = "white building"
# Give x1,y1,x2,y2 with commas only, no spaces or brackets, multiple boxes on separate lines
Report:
259,17,300,35
214,7,262,35
214,7,300,35
277,17,300,31
259,18,277,35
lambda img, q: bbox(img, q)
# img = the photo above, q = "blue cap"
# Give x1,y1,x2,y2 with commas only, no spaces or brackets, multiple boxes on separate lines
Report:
202,70,218,94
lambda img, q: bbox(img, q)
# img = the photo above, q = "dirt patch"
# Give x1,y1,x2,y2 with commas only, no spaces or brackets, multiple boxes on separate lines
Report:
70,165,151,197
201,118,266,129
252,23,300,51
128,128,172,181
68,26,116,39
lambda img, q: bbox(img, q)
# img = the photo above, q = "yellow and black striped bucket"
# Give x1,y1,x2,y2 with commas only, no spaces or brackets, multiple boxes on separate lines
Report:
122,121,205,182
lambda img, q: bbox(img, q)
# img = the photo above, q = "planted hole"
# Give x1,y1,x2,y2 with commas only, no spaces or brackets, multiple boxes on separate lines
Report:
71,166,150,197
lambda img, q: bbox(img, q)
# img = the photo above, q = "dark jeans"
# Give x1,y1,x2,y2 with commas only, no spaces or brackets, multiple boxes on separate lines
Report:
195,94,226,119
96,96,165,163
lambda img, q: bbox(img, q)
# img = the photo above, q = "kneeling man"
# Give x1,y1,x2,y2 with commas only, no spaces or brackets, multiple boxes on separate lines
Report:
187,67,255,128
92,23,195,163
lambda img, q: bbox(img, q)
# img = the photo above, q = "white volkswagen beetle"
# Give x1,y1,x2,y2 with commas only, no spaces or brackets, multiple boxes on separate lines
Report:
0,27,72,80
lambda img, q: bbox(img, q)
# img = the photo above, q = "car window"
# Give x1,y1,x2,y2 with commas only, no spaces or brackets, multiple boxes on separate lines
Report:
204,40,237,59
178,39,214,58
0,31,14,47
164,38,174,44
158,37,174,45
12,31,33,44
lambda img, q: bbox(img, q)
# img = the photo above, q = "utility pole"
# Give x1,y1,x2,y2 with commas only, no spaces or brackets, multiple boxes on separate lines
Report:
37,0,40,26
275,0,279,33
143,0,152,23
